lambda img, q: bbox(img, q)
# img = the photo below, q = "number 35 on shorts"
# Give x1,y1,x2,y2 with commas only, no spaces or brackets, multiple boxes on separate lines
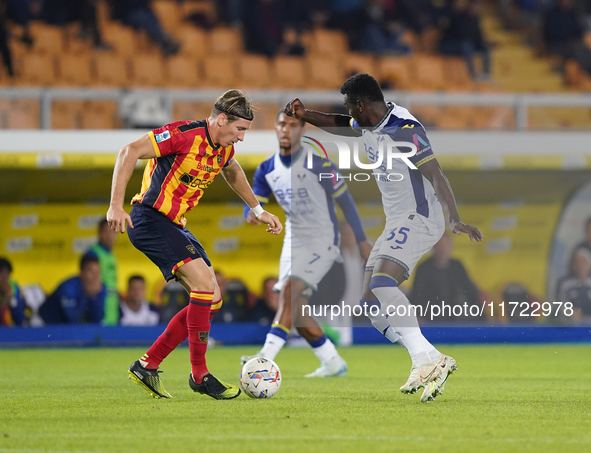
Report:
386,227,410,250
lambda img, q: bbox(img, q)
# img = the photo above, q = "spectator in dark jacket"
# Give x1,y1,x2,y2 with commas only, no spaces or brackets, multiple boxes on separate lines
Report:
107,0,179,55
543,0,591,75
439,0,491,79
412,233,481,323
39,255,106,324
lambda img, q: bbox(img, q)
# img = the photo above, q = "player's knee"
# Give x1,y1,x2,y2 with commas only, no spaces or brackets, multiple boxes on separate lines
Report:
186,278,216,294
369,273,399,293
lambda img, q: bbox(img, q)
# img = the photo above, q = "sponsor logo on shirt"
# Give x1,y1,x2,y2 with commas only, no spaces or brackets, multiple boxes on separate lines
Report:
155,131,171,143
179,173,213,189
196,162,215,173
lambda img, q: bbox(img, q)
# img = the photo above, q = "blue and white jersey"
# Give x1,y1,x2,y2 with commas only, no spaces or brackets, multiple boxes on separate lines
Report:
351,102,444,232
251,149,348,248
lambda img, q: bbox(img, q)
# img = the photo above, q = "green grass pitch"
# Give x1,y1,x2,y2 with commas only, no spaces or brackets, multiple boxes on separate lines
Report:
1,344,590,453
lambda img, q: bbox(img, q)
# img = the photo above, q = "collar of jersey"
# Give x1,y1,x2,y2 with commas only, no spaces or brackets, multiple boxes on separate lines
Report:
279,146,303,168
367,102,395,132
205,118,221,151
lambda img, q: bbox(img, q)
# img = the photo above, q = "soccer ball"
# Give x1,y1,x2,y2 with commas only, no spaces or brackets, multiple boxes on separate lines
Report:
239,357,281,398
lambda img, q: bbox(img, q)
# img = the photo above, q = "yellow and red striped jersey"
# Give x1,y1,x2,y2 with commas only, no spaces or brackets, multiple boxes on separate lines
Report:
132,119,235,227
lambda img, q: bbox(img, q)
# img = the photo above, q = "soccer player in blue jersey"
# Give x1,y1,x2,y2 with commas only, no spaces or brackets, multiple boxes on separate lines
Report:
240,111,373,377
285,73,483,402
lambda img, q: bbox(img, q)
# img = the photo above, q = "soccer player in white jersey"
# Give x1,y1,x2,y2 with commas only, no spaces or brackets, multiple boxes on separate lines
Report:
241,111,373,377
285,73,483,402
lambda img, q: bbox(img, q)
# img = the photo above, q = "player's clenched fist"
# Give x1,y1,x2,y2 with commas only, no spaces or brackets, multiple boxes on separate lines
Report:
284,98,306,121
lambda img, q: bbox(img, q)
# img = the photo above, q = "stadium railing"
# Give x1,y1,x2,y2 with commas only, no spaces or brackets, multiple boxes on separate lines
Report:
2,88,591,130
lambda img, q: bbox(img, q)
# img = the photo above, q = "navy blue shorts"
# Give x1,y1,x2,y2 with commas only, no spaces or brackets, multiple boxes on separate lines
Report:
128,203,211,281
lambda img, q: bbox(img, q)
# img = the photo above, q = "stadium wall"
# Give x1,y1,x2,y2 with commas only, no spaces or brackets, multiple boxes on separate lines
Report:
0,324,588,347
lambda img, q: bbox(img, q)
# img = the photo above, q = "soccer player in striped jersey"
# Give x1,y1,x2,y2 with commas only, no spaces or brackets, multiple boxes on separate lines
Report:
240,111,373,377
284,74,483,402
107,90,282,400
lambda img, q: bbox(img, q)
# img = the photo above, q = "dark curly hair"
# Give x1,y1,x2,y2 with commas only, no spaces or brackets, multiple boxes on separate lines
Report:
340,73,384,103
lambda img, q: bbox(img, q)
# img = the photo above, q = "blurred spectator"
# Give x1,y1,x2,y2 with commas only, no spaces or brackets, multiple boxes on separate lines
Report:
119,275,160,326
359,0,412,55
500,282,541,323
412,233,481,323
572,217,591,257
542,0,591,75
212,271,253,322
396,0,437,34
6,0,40,48
6,0,42,26
42,0,111,49
439,0,491,80
279,28,306,56
0,257,28,326
158,280,189,324
0,3,14,77
39,255,106,324
242,0,286,56
308,261,347,345
107,0,180,55
248,276,279,324
327,0,370,50
556,248,591,323
84,219,119,325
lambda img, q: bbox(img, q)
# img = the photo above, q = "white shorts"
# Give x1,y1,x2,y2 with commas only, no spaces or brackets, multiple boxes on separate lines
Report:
366,214,445,280
275,242,341,297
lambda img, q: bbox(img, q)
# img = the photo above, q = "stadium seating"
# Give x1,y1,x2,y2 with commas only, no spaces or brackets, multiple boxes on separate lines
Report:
237,54,272,89
308,29,349,56
343,53,377,80
413,55,446,91
93,54,130,87
29,23,66,55
270,56,306,89
209,27,243,55
200,56,236,88
166,56,201,88
173,101,213,123
130,55,166,87
305,56,344,89
17,53,57,86
80,101,120,129
5,99,40,129
0,1,588,130
152,0,182,33
377,56,413,90
52,100,84,129
57,54,93,87
102,24,139,56
176,25,208,58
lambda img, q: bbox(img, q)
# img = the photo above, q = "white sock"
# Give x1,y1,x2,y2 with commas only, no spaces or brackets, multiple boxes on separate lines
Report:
427,347,442,362
371,286,432,366
366,303,404,345
259,333,286,361
312,337,341,365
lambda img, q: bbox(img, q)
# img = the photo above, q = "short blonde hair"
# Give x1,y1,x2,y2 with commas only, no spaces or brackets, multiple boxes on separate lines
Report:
213,89,255,122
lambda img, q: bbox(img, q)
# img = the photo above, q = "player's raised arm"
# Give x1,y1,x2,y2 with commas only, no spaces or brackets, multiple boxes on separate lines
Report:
107,133,157,234
222,159,283,235
284,98,361,137
418,158,483,242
